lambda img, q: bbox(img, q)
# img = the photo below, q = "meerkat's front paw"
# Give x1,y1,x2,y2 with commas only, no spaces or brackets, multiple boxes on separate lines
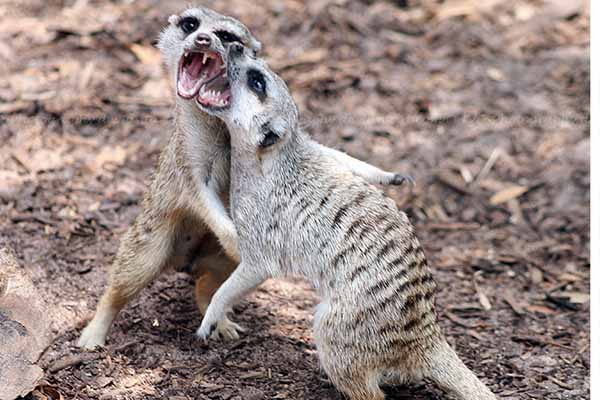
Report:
212,316,246,340
196,316,245,342
390,173,415,187
196,319,218,342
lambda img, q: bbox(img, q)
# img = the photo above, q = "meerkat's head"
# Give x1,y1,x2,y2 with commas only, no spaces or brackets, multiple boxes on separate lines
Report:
157,7,262,111
198,43,299,151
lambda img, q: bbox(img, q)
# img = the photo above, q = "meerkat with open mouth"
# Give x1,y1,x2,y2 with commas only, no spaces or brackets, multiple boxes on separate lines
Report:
194,44,496,400
78,7,413,349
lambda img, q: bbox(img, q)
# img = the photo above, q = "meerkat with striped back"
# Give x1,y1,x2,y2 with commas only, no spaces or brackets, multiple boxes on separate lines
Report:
195,44,496,400
77,7,412,349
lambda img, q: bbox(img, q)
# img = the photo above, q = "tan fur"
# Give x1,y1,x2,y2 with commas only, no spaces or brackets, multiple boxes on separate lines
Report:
78,7,410,349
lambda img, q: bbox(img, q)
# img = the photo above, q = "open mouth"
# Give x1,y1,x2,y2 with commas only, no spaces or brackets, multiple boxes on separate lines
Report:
177,50,230,109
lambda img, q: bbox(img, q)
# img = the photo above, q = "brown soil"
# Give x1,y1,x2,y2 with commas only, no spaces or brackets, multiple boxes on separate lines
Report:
0,0,589,399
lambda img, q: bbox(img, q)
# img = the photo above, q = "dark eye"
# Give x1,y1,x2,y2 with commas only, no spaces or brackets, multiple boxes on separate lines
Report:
179,17,199,34
215,30,241,43
247,69,266,96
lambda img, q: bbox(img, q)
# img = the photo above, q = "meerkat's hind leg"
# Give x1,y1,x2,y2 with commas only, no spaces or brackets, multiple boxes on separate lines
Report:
78,215,179,349
78,286,126,349
324,366,385,400
195,261,267,341
314,303,385,400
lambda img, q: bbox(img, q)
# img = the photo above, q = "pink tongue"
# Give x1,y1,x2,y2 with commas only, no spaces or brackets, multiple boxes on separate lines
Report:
188,55,203,77
180,72,195,93
179,55,205,96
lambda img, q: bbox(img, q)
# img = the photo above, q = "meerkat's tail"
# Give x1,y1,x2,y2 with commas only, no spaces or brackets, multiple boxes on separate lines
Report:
423,340,496,400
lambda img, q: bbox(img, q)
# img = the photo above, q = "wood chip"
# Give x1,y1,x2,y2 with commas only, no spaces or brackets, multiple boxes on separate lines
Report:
0,101,32,114
489,185,529,205
445,311,484,328
525,304,557,315
503,293,525,315
554,291,590,304
550,377,574,390
239,371,264,379
48,352,103,373
427,222,480,231
434,170,471,195
477,290,492,311
128,43,162,65
529,267,544,284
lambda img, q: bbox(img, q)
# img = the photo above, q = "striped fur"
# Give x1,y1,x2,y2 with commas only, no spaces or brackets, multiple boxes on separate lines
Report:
78,7,410,350
197,46,497,400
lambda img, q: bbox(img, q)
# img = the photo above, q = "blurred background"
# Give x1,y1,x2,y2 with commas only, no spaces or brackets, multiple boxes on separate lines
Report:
0,1,590,399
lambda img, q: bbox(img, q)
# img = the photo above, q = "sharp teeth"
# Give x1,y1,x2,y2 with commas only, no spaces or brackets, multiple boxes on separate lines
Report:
200,84,207,94
202,53,208,64
222,72,227,78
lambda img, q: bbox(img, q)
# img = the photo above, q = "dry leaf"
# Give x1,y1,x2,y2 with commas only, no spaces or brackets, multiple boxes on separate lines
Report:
558,273,582,282
15,149,68,173
0,101,32,114
515,4,536,21
503,293,525,315
555,291,590,304
489,185,529,205
0,170,24,201
477,290,492,311
31,384,64,400
529,267,544,284
95,146,128,169
138,79,170,99
129,43,162,65
486,68,506,81
525,304,557,315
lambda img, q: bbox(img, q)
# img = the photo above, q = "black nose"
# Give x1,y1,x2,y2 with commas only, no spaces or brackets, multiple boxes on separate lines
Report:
195,33,211,47
229,43,244,58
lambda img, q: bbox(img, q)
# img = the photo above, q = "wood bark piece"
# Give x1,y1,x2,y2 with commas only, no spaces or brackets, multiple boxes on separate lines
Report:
0,247,52,400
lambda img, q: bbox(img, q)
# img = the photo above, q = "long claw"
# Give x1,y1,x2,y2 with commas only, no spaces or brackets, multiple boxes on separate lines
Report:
391,173,415,187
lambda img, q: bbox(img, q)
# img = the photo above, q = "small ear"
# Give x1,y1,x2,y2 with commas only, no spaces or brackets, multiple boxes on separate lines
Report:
258,117,289,149
252,39,263,55
168,14,180,26
258,128,280,149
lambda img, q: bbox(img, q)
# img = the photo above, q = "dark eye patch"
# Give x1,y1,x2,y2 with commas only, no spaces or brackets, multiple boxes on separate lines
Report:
179,16,199,34
214,30,241,43
247,69,266,101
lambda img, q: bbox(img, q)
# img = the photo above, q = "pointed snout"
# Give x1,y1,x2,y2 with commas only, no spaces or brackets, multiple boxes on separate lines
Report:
195,33,211,47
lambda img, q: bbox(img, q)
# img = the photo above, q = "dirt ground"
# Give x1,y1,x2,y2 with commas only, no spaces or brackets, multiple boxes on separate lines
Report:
0,0,590,399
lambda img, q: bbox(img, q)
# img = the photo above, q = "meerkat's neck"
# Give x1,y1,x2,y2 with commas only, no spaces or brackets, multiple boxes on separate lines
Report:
174,100,229,146
229,126,308,177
